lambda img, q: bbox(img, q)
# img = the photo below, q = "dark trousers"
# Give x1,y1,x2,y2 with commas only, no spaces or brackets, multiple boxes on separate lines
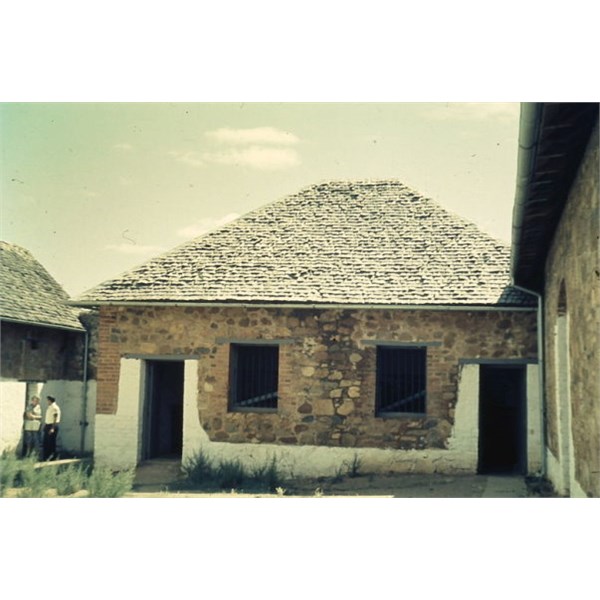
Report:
43,424,59,460
23,429,41,457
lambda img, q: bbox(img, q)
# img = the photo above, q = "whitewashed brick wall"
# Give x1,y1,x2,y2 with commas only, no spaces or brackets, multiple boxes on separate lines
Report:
94,359,143,470
0,381,27,453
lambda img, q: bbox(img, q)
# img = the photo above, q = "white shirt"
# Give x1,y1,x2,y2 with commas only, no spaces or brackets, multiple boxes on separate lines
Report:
45,402,61,425
24,403,42,431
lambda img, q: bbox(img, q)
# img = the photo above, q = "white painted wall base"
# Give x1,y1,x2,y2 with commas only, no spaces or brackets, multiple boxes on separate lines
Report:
526,364,543,474
97,360,544,479
182,363,483,478
545,447,587,498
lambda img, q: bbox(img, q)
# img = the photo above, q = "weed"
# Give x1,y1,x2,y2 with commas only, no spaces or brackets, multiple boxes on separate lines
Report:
348,453,362,478
17,458,55,498
56,464,89,496
0,449,20,496
181,450,283,493
87,467,134,498
332,465,345,483
216,459,246,489
181,450,214,484
252,456,281,492
1,451,131,498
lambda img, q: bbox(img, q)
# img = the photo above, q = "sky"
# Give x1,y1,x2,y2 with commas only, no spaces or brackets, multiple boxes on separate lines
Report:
0,102,521,297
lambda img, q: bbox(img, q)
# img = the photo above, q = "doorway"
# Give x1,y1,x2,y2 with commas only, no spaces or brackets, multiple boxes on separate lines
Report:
478,365,526,474
142,360,184,460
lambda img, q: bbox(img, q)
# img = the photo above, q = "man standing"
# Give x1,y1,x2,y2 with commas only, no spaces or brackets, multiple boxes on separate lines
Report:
43,395,61,461
23,395,42,457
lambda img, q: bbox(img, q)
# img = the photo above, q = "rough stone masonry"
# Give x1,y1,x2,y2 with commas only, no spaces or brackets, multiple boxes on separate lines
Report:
96,304,537,451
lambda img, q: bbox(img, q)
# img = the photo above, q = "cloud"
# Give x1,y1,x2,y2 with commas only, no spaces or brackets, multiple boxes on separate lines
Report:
423,103,519,121
177,212,240,238
169,151,205,167
205,126,299,146
106,243,166,256
113,143,134,151
170,146,300,171
170,126,301,171
204,146,300,170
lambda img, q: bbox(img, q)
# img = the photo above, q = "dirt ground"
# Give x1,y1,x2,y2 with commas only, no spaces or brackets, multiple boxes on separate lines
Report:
128,470,555,498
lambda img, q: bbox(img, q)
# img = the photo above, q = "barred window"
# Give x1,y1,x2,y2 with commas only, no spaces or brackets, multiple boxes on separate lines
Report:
229,344,279,411
376,346,426,415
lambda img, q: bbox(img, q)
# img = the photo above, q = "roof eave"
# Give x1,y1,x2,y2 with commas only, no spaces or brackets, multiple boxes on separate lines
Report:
511,102,544,290
0,316,86,333
69,299,536,312
511,102,599,292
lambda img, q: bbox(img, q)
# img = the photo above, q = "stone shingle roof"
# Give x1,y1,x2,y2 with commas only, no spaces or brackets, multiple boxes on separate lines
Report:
74,180,535,308
0,242,84,331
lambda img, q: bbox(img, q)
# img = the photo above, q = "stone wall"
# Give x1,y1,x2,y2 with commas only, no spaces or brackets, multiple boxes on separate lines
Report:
96,304,537,452
0,311,98,382
543,123,599,497
1,322,83,382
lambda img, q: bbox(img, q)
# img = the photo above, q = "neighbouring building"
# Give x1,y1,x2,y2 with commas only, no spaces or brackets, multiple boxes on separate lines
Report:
0,241,97,456
512,102,599,497
74,180,539,477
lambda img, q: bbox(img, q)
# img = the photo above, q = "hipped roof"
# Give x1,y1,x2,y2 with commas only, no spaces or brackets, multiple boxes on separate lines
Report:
75,180,535,308
1,241,84,331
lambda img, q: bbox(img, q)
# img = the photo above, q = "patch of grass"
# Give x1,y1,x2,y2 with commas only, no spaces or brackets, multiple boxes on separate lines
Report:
56,464,90,496
348,453,362,478
332,465,345,483
251,456,281,492
0,451,132,498
181,450,283,493
17,457,55,498
0,449,20,496
87,467,135,498
216,458,247,489
181,449,214,484
330,453,362,485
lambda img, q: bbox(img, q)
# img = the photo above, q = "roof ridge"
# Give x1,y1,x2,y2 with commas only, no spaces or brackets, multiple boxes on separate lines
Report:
0,240,36,260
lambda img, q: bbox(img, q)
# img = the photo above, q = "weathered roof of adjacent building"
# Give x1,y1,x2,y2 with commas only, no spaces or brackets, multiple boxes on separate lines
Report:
74,180,535,308
512,103,599,291
0,241,84,331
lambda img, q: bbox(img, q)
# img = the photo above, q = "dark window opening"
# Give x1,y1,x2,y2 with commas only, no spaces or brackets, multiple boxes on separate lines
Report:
230,344,279,411
376,346,426,415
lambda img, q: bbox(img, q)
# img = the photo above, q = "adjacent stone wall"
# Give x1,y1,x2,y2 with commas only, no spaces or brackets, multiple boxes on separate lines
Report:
0,312,98,382
544,123,599,497
1,322,82,381
96,304,536,452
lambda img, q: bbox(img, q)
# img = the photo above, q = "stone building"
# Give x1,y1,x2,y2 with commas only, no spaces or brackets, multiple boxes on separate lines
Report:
512,103,599,497
0,241,97,455
74,180,539,477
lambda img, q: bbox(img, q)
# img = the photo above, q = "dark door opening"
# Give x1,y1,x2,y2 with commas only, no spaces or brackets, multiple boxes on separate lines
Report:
143,360,184,460
478,365,526,474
